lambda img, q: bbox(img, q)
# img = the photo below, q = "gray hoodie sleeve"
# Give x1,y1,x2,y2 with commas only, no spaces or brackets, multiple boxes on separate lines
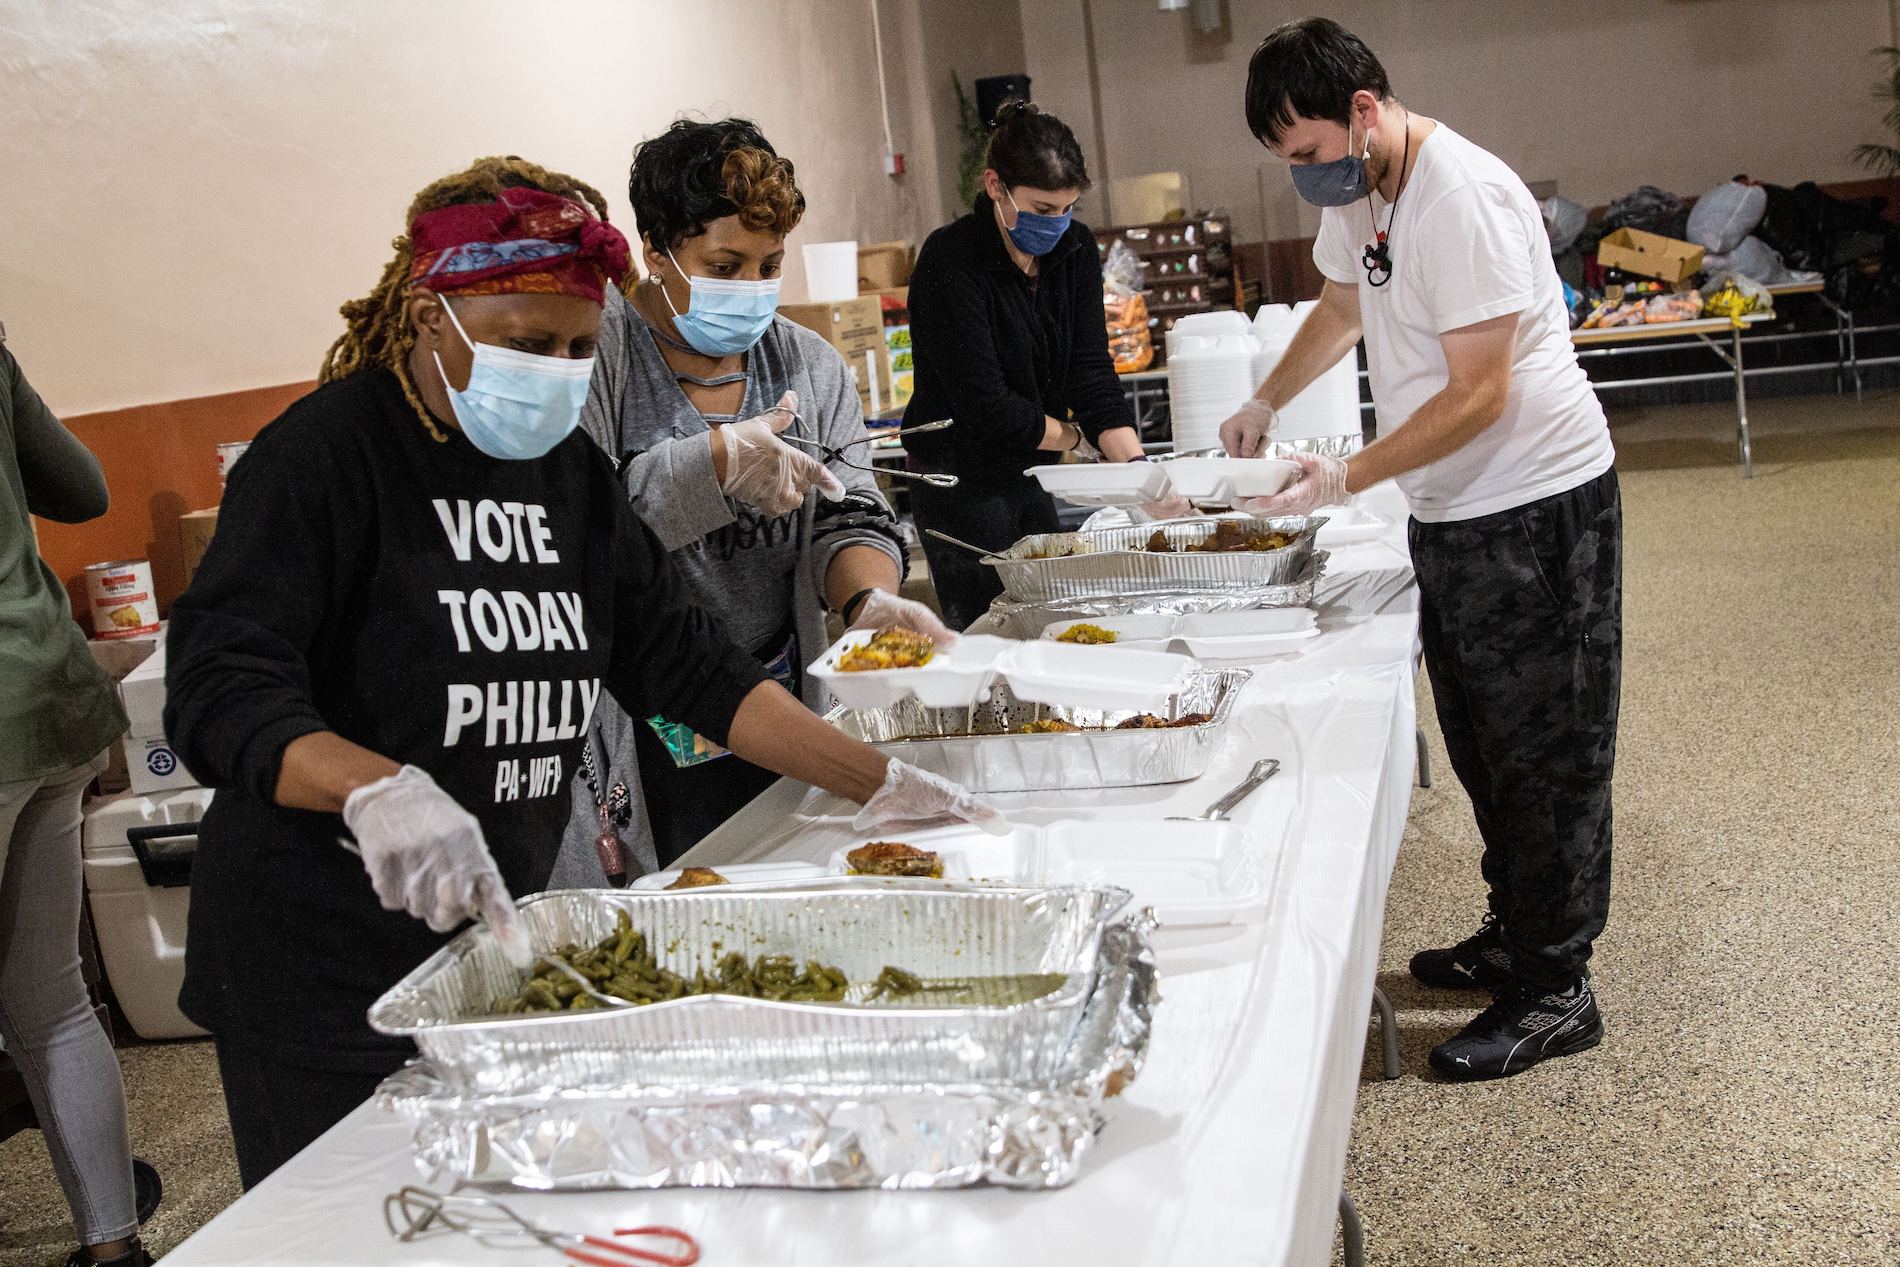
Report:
581,287,735,552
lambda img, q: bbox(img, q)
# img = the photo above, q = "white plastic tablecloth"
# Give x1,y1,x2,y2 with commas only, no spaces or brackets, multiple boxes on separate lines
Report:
164,487,1420,1267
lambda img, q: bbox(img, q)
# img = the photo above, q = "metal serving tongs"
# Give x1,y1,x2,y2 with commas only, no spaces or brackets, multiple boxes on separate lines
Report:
1167,759,1281,822
775,410,961,487
386,1185,700,1265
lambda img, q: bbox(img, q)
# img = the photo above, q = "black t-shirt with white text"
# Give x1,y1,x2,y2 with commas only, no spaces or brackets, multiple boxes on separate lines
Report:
165,369,767,1067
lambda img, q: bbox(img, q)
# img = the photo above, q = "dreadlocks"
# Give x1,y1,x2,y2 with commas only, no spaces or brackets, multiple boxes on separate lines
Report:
320,156,612,442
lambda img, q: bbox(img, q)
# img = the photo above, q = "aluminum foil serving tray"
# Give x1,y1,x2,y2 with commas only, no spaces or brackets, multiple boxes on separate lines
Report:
984,515,1322,604
827,668,1251,793
975,550,1330,634
378,914,1159,1191
368,883,1130,1096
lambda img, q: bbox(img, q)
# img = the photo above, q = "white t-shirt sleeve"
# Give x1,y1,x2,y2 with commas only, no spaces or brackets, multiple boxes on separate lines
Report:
1415,182,1537,334
1311,206,1360,286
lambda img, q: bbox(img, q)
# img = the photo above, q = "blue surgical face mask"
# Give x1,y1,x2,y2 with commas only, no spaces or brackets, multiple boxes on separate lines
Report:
659,250,781,356
1003,188,1072,256
432,297,593,460
1288,119,1371,208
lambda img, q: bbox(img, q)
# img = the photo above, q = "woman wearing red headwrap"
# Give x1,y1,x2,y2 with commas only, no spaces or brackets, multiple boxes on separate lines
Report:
163,158,996,1187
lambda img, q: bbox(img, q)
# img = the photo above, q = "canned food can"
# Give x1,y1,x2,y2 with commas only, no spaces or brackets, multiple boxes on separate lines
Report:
85,559,160,639
216,441,251,487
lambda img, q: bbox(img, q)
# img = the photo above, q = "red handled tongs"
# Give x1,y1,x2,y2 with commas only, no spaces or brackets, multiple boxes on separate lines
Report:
385,1185,700,1265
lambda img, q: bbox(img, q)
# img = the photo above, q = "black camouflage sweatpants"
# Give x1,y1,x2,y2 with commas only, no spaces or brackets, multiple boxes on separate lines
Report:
1410,468,1623,990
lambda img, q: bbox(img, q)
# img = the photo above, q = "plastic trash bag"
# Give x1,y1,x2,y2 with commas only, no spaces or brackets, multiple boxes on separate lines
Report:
1686,182,1768,254
1539,195,1589,255
1699,235,1817,287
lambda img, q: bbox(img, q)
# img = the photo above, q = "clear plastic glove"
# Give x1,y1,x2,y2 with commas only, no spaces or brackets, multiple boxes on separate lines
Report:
719,390,847,517
847,588,958,645
1236,451,1350,518
852,759,1008,835
1219,399,1281,458
341,765,530,965
1134,491,1195,522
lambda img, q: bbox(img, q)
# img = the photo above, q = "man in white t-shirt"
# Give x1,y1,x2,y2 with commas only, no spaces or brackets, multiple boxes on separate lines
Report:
1223,18,1622,1082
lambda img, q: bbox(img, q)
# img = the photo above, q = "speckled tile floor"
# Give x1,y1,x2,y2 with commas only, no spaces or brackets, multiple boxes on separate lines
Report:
1,391,1895,1266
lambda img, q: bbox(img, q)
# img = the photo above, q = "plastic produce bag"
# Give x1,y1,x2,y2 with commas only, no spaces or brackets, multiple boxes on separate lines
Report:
1702,273,1772,326
1686,181,1768,254
1539,195,1589,255
1102,239,1143,298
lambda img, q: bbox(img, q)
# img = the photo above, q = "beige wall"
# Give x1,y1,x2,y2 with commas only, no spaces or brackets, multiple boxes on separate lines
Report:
0,0,1021,415
1026,0,1891,243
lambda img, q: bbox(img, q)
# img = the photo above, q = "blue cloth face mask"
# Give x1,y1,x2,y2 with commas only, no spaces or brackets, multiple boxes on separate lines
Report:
1288,119,1371,208
659,250,782,356
1003,188,1072,256
432,296,593,460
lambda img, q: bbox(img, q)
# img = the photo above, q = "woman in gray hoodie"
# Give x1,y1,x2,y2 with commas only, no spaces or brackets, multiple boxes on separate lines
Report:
560,119,948,875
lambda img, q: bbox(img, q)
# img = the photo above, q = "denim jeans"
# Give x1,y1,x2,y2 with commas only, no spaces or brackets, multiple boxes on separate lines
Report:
0,751,136,1245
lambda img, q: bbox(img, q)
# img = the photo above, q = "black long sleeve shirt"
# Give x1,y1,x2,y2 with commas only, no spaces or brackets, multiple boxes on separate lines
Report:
900,194,1134,481
165,369,768,1066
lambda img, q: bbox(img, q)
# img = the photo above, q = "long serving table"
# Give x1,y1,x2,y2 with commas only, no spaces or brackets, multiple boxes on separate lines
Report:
163,486,1423,1267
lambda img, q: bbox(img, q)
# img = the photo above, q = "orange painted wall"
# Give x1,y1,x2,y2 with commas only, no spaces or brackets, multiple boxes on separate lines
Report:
35,381,314,622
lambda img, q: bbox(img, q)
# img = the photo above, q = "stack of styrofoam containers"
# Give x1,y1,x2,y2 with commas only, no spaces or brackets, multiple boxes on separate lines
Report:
1251,302,1361,441
1166,311,1259,455
82,787,212,1039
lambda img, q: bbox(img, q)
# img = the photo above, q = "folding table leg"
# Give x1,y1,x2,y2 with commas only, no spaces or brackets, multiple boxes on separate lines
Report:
1370,986,1400,1080
1732,324,1752,478
1415,726,1431,788
1339,1188,1366,1267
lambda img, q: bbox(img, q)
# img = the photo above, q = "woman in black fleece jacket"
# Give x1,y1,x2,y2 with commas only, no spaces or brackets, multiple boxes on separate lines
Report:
901,102,1165,628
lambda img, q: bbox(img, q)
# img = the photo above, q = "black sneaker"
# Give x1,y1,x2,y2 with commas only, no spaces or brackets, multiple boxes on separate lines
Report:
64,1239,151,1267
1429,976,1603,1082
1408,915,1515,992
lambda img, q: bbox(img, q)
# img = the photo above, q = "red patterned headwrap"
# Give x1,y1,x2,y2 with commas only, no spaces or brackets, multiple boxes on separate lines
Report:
407,188,631,304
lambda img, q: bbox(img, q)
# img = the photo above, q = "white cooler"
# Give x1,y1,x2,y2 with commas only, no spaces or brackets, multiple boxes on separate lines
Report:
81,788,212,1040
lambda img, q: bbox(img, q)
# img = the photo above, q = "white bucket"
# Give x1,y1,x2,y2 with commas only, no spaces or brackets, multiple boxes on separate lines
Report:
802,240,860,302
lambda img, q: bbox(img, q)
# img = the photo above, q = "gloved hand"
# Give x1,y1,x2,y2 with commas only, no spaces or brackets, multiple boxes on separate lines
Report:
1134,491,1195,522
1236,451,1350,518
852,759,1008,835
1219,399,1281,458
847,588,958,645
719,390,847,516
342,765,531,965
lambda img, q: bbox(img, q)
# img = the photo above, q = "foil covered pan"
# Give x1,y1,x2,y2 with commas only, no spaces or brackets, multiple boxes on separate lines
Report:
825,668,1250,792
378,913,1160,1191
983,515,1322,604
369,883,1129,1096
974,550,1330,636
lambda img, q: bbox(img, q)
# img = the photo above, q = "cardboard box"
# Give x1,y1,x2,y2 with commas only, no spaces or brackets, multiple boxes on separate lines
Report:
119,645,196,795
779,296,894,415
179,507,219,585
857,240,914,292
88,626,164,794
1596,228,1705,285
870,288,914,412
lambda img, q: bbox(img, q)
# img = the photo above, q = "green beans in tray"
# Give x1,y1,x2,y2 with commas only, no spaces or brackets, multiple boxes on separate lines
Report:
489,910,925,1015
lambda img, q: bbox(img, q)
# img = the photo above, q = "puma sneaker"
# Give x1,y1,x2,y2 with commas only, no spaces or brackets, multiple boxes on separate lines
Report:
1429,976,1603,1081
